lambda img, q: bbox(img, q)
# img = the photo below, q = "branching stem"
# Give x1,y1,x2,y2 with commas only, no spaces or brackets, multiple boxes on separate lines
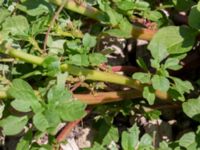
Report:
43,0,67,52
49,0,156,40
3,48,169,101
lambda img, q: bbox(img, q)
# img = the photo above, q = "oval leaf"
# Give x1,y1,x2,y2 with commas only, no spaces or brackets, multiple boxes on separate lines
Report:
0,116,28,136
182,98,200,122
148,26,197,62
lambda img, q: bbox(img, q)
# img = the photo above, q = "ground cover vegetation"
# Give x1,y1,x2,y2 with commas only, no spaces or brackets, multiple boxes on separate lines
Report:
0,0,200,149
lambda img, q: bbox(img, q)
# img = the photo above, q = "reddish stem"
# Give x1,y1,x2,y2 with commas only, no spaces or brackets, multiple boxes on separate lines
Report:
56,109,91,143
56,120,81,142
43,0,67,52
99,64,141,73
70,81,82,92
111,66,141,73
74,90,142,105
132,26,156,41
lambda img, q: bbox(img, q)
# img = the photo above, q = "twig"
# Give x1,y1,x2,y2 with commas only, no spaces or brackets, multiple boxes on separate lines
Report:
56,109,91,143
70,81,83,92
56,120,81,142
43,0,67,52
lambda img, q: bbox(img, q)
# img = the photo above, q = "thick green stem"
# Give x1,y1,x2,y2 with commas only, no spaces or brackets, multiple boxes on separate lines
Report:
3,48,169,100
6,48,44,65
6,48,143,90
49,0,102,21
50,0,156,41
60,64,143,90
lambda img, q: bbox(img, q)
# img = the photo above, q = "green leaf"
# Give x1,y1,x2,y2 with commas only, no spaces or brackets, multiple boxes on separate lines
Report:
150,59,160,70
164,58,182,70
82,33,96,49
105,18,133,38
47,85,72,103
11,99,32,112
44,108,61,132
69,54,90,67
16,131,32,150
16,0,52,16
189,2,200,30
47,39,65,55
97,0,123,26
159,65,170,77
8,79,36,99
132,72,151,84
8,79,41,113
138,134,153,149
149,41,169,63
182,98,200,122
172,77,194,94
143,86,155,105
168,88,185,101
95,121,119,146
30,145,53,150
2,15,30,37
172,0,194,11
136,57,148,71
66,39,84,54
148,26,197,62
144,10,163,22
0,116,28,135
115,1,135,11
121,124,140,150
0,9,10,24
33,113,49,132
58,100,86,121
151,75,170,92
144,110,161,120
102,125,119,145
89,53,107,66
158,141,172,150
84,142,105,150
134,0,150,11
179,132,197,149
56,72,68,89
42,55,61,77
31,15,50,36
